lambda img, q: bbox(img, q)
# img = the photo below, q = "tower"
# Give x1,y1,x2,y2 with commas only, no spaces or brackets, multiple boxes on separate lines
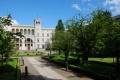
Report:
34,19,41,50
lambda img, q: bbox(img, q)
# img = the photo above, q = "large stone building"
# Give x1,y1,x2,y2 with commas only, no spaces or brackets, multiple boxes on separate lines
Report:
4,17,55,51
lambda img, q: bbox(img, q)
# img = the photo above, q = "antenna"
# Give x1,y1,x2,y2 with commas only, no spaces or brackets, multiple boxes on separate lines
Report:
7,8,8,15
37,11,38,18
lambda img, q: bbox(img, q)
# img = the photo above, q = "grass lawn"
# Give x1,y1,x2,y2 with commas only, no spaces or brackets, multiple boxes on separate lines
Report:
43,53,120,79
12,52,45,56
88,57,115,63
0,58,20,80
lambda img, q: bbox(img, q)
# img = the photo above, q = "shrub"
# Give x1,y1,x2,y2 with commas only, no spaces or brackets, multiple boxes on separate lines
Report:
36,53,38,55
27,53,29,55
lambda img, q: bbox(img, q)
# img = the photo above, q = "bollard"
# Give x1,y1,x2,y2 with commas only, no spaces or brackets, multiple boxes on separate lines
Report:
66,62,68,71
21,59,24,66
111,74,116,80
21,56,24,60
25,66,28,77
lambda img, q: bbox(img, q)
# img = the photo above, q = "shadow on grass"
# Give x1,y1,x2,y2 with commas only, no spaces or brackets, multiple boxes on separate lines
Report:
42,56,120,80
0,65,16,80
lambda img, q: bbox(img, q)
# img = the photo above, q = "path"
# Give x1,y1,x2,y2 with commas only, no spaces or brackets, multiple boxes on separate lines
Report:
21,57,94,80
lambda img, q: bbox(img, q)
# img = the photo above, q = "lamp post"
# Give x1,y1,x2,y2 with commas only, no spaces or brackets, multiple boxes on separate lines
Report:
49,41,52,61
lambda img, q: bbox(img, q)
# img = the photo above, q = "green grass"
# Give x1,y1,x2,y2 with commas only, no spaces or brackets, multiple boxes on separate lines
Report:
43,54,119,79
12,52,45,56
88,57,116,63
0,58,20,80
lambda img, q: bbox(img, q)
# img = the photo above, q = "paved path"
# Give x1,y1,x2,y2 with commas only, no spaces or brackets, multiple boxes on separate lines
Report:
27,57,67,80
23,57,45,80
22,57,94,80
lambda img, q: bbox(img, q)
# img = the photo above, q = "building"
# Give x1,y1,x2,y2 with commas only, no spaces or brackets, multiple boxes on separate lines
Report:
4,17,55,51
114,14,120,22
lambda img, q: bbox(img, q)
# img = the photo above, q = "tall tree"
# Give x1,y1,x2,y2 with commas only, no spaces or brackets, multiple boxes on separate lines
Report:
0,14,24,65
53,19,65,55
55,20,64,31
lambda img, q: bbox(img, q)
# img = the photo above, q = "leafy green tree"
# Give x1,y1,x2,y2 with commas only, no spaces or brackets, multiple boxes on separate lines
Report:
53,20,65,55
55,20,64,31
66,9,115,64
0,14,24,65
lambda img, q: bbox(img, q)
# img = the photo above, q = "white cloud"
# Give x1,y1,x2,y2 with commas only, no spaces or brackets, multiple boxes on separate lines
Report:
103,0,120,15
82,0,91,3
88,3,92,6
72,4,81,11
12,20,19,24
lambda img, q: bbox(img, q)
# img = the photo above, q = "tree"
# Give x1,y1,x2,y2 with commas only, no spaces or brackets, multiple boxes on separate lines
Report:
55,19,64,31
66,9,115,64
0,14,24,65
53,20,65,55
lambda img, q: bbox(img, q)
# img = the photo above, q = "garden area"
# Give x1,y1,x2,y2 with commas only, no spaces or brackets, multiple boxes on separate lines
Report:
43,52,120,80
0,58,20,80
12,52,45,57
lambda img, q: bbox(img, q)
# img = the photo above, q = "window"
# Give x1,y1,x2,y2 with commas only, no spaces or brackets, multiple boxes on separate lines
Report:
31,44,33,46
47,33,49,37
42,38,44,43
42,45,44,48
20,44,22,47
37,44,39,48
37,39,39,43
37,33,39,36
25,44,26,46
32,30,34,35
47,38,49,41
42,33,44,37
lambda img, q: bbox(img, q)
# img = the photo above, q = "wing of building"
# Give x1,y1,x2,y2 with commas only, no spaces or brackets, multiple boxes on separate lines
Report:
4,17,55,51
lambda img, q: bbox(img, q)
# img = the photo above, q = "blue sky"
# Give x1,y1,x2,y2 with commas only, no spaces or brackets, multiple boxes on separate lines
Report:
0,0,120,28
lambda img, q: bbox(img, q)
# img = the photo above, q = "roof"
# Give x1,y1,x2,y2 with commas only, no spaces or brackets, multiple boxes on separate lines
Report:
114,14,120,19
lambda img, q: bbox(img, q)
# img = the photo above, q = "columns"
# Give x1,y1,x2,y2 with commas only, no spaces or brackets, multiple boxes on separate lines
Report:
23,29,24,35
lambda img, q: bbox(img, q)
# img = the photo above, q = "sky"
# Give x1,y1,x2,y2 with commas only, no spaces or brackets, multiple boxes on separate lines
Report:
0,0,120,28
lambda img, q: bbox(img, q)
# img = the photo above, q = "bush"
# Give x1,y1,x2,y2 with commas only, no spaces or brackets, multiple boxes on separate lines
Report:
17,52,20,56
36,53,38,55
27,53,29,55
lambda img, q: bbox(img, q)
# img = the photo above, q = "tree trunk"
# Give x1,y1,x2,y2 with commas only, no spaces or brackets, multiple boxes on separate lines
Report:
82,51,88,64
116,53,119,73
1,53,3,66
58,49,61,55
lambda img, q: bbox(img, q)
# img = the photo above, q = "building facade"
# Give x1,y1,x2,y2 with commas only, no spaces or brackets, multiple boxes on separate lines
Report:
4,18,55,51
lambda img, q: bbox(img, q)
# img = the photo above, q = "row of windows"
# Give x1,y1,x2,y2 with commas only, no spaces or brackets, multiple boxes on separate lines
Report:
37,44,44,48
37,38,50,43
18,44,33,47
18,44,44,49
37,33,50,37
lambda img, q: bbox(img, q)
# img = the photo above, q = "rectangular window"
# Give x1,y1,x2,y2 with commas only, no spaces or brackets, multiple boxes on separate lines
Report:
42,45,44,48
47,33,49,37
37,33,39,36
42,33,44,37
37,44,39,48
47,38,49,41
42,38,44,43
37,39,39,43
31,44,33,46
20,44,22,47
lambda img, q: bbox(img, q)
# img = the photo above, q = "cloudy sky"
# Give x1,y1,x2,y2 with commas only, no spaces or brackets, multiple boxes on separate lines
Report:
0,0,120,28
